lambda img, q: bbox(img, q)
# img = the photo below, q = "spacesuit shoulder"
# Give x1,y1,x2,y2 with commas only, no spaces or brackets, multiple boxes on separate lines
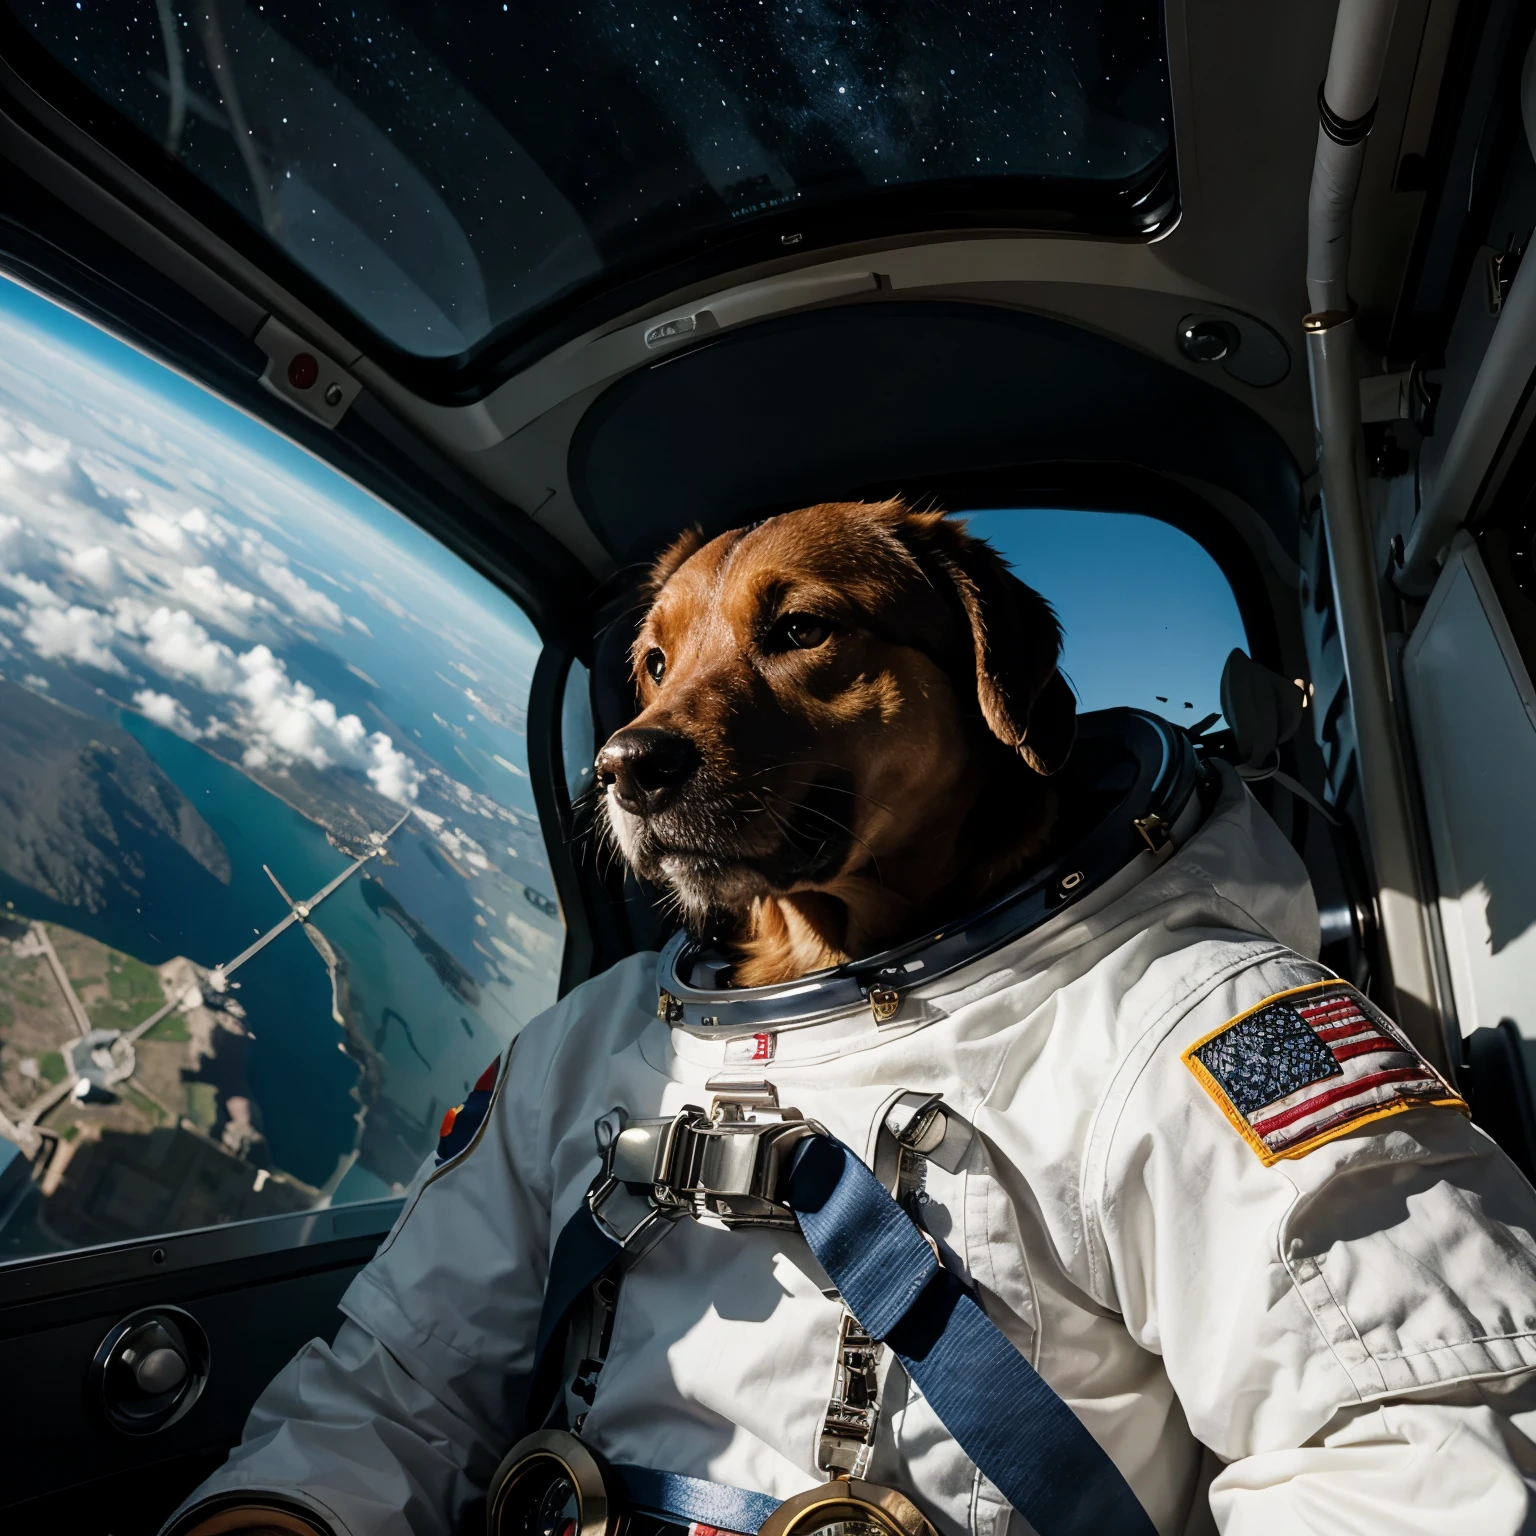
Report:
1085,948,1536,1460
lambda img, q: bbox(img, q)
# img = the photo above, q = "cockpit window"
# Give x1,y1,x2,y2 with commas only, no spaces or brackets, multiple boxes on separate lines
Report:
0,278,562,1262
961,507,1247,728
6,2,1174,366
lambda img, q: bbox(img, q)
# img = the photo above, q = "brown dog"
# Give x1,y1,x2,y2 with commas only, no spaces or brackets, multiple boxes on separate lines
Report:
597,499,1076,987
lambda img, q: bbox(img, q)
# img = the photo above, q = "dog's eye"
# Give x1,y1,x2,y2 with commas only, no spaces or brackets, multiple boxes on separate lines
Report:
644,648,666,684
776,613,832,650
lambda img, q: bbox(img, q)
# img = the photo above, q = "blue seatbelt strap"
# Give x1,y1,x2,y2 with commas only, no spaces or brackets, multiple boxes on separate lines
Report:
523,1135,1155,1536
614,1465,781,1535
786,1134,1156,1536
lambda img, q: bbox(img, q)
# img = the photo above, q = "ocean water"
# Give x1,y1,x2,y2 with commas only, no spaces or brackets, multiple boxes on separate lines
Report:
2,710,545,1193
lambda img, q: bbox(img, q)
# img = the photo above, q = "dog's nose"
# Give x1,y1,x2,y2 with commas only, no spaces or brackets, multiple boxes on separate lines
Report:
596,728,701,814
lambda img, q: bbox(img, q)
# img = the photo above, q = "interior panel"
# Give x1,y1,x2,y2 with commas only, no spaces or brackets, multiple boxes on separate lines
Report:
0,1222,389,1530
567,301,1304,570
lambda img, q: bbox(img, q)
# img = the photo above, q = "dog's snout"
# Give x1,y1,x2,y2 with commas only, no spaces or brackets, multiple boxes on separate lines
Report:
597,728,701,814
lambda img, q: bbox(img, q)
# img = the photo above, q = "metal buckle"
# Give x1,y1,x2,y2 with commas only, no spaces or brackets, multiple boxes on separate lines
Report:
593,1082,818,1231
817,1313,884,1479
585,1169,671,1253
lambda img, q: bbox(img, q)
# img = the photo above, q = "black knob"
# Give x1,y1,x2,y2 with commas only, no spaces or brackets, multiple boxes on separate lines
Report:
91,1306,209,1435
1177,317,1238,364
132,1344,188,1394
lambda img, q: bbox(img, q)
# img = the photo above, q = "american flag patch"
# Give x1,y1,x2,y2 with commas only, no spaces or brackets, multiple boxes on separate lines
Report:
1183,980,1466,1164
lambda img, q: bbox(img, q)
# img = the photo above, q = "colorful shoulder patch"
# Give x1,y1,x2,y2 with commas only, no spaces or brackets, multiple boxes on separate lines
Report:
1182,980,1466,1164
436,1055,501,1166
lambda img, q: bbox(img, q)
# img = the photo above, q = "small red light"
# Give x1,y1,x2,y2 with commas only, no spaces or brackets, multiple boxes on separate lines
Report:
287,352,319,390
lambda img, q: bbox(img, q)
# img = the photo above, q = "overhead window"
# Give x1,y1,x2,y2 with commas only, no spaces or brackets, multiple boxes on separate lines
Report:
960,507,1247,727
0,278,562,1261
6,1,1174,366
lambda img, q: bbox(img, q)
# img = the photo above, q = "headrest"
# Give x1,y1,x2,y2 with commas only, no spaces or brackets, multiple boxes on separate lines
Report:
591,601,645,748
1219,649,1305,772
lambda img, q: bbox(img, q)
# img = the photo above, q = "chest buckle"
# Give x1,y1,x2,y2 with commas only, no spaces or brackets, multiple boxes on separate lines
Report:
592,1081,818,1234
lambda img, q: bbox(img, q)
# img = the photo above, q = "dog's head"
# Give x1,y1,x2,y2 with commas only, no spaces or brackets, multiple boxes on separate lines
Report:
597,499,1075,976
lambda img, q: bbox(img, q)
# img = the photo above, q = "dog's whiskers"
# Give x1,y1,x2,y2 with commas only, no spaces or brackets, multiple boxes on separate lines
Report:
747,763,894,818
758,785,884,884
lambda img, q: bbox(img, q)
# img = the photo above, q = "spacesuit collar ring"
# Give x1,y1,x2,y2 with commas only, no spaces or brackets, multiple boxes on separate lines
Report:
655,709,1204,1038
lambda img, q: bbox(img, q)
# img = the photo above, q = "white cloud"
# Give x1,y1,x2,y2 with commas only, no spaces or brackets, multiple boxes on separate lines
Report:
133,688,202,738
3,571,62,609
235,644,361,768
258,561,343,628
175,564,263,628
229,645,418,801
68,545,116,587
22,602,123,672
11,442,67,475
126,506,191,554
437,822,490,872
366,735,421,803
140,605,237,690
359,579,409,620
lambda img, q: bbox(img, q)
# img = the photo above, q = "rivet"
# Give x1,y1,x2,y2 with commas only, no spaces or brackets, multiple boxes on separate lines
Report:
324,381,345,407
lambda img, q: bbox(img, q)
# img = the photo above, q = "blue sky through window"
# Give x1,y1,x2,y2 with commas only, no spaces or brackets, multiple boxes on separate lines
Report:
961,507,1247,729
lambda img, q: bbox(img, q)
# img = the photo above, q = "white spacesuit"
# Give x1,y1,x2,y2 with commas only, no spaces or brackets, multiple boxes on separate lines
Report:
165,759,1536,1536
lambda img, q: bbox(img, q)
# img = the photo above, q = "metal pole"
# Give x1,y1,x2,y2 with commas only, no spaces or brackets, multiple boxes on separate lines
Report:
1305,315,1442,1061
1303,0,1446,1065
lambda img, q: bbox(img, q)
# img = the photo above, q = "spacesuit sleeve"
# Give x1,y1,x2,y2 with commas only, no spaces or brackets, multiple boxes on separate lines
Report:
1092,950,1536,1535
160,974,584,1536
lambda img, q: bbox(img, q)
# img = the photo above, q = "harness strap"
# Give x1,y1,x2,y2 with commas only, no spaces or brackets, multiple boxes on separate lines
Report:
524,1204,623,1433
521,1134,1156,1536
615,1465,781,1535
786,1136,1156,1536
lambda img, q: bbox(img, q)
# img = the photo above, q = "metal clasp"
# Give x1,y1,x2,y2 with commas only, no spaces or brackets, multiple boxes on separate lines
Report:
818,1312,884,1478
586,1168,672,1253
1133,812,1172,854
594,1082,818,1231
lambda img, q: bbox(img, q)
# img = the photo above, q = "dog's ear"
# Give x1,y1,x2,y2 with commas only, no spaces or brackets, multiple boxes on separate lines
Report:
646,525,708,598
893,510,1077,775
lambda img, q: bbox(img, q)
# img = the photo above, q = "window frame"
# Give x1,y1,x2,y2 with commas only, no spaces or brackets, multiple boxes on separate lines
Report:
0,9,1180,407
0,268,586,1282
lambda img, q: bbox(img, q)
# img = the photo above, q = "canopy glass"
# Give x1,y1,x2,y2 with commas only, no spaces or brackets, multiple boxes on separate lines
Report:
9,2,1173,368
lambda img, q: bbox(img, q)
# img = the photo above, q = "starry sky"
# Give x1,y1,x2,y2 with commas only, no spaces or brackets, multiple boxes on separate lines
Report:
19,1,1171,355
